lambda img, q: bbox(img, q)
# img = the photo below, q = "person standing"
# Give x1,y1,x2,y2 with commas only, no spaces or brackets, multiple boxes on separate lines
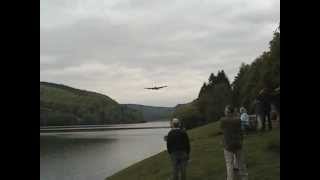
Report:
254,94,264,131
166,118,191,180
272,87,280,121
220,105,248,180
240,107,250,134
260,89,272,131
234,107,240,117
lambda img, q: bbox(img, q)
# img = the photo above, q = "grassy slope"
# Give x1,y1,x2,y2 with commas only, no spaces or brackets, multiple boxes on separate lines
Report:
106,122,279,180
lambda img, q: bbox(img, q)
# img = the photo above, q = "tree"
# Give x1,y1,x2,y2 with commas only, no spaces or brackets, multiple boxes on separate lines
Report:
208,73,216,85
172,101,205,129
231,28,280,113
198,82,207,98
232,63,250,107
173,26,280,128
197,70,233,122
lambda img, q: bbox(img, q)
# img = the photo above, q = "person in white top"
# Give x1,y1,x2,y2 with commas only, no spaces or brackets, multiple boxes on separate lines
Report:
240,107,250,134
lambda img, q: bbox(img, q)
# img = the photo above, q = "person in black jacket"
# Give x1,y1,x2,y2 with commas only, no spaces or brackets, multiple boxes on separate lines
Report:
166,118,190,180
271,87,280,121
255,89,272,131
260,89,272,131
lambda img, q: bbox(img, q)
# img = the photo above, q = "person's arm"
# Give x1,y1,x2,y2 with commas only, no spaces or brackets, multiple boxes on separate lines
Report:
185,132,190,155
166,132,172,154
220,119,225,146
182,132,191,160
240,124,244,141
244,113,249,123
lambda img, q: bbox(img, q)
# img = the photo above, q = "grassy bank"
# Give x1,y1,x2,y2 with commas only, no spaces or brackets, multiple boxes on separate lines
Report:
106,122,280,180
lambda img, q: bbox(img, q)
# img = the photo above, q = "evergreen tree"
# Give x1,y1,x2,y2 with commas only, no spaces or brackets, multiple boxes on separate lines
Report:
208,73,216,85
198,82,207,98
173,25,280,128
197,70,232,122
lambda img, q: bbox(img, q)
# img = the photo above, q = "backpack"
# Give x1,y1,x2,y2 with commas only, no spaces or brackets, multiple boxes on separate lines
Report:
220,117,242,152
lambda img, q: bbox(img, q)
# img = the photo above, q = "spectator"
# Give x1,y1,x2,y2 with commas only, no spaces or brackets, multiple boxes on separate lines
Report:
240,107,250,134
166,118,191,180
260,89,272,131
254,95,264,131
220,105,248,180
272,87,280,121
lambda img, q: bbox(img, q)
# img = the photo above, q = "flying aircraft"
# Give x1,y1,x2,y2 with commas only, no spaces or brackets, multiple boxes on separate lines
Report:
144,85,168,90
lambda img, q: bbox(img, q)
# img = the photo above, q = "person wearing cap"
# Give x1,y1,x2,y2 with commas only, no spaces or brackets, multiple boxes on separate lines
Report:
220,105,248,180
166,118,191,180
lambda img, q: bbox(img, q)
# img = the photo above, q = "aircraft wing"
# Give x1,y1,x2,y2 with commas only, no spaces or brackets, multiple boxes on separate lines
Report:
144,86,167,90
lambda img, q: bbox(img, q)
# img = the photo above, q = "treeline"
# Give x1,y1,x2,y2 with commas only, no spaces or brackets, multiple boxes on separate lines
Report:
173,26,280,129
125,104,175,121
40,82,144,126
172,101,205,129
232,29,280,112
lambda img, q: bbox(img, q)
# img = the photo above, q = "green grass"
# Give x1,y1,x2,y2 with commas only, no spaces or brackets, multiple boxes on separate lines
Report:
106,122,280,180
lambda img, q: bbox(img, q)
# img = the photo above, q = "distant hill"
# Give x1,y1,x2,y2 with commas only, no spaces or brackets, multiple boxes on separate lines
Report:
172,100,206,129
40,82,144,126
124,104,174,121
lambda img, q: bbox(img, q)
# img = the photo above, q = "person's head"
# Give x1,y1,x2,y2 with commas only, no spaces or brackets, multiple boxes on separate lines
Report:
171,118,180,128
240,107,247,114
259,89,265,95
224,105,234,116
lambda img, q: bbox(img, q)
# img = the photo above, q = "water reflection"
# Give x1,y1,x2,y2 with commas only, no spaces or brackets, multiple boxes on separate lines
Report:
40,122,170,180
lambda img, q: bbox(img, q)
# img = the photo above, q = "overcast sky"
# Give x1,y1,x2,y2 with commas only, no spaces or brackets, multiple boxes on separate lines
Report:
40,0,279,107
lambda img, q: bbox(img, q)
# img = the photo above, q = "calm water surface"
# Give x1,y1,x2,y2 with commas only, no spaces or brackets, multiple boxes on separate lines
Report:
40,121,170,180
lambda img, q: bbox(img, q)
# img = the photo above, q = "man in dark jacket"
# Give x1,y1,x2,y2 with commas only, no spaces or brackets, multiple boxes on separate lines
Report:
271,87,280,120
260,89,272,131
166,118,190,180
220,105,248,180
255,89,272,131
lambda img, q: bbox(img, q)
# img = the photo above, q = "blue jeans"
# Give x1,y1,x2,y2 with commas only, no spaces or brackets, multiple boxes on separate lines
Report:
170,151,188,180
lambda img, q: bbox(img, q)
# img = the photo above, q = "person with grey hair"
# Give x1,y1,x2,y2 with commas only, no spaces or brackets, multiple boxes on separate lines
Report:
220,105,248,180
166,118,190,180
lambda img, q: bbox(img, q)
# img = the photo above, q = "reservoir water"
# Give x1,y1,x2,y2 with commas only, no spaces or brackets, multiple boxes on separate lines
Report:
40,121,170,180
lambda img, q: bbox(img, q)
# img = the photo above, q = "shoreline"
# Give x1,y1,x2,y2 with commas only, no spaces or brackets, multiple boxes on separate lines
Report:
40,120,170,133
40,126,170,133
105,122,280,180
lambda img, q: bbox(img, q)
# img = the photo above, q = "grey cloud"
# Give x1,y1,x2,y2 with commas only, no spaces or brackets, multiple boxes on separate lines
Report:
41,0,279,106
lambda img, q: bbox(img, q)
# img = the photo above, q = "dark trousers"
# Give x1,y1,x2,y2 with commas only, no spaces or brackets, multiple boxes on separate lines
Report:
261,112,272,131
170,151,188,180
